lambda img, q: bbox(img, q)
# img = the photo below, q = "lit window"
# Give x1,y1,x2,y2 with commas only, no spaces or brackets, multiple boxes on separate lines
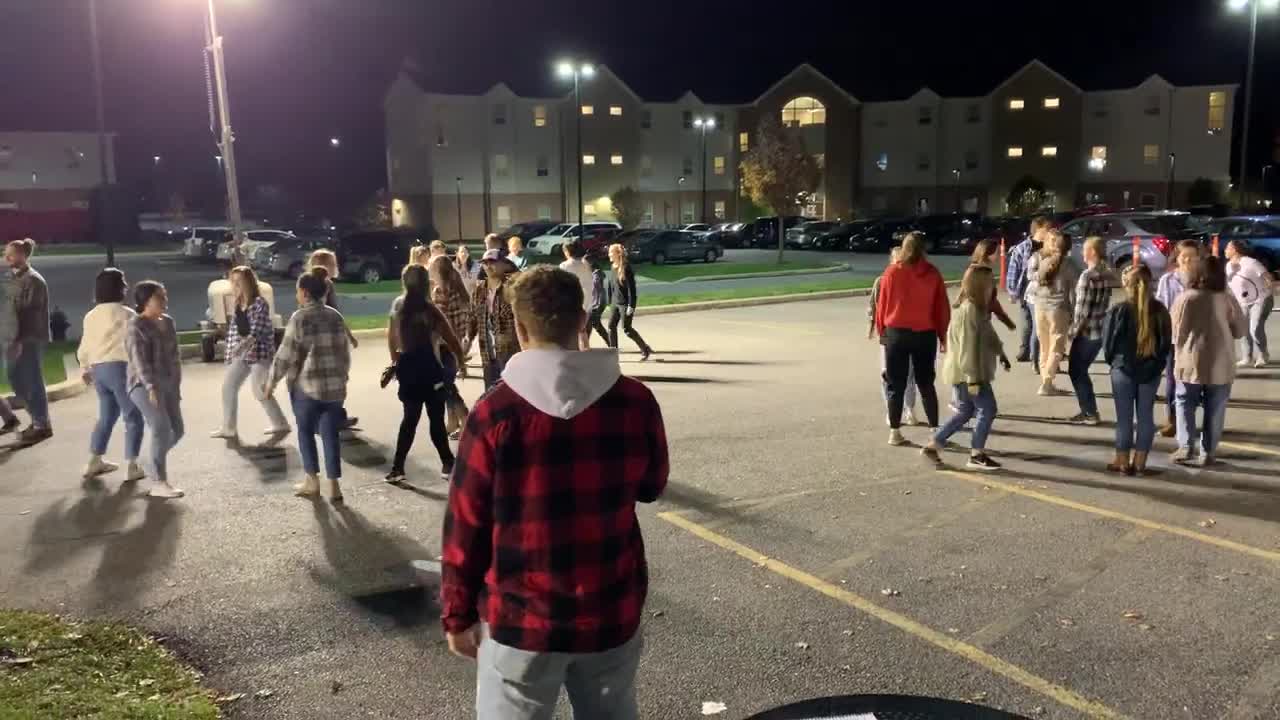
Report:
609,105,623,117
494,154,510,177
1043,97,1060,109
781,96,826,127
1008,98,1025,110
537,204,552,220
1089,146,1107,171
496,205,511,224
583,154,596,165
583,203,596,216
581,105,594,116
713,156,726,175
640,155,652,177
1007,146,1024,158
536,155,549,177
1208,91,1226,134
876,153,888,171
714,200,726,220
533,105,547,127
1143,144,1159,165
1041,146,1058,157
610,154,624,166
739,132,749,152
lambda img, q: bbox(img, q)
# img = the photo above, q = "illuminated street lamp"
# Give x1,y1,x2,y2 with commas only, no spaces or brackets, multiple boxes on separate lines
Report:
201,0,245,246
692,115,716,223
556,60,594,243
329,136,341,148
153,155,162,166
1227,0,1278,207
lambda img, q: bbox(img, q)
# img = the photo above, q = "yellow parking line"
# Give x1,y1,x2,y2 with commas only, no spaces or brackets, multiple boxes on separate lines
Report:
938,470,1280,563
658,511,1128,720
1220,441,1280,458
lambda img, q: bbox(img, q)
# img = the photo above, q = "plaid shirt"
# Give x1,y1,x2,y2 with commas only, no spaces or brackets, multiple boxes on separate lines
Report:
1070,265,1113,340
441,376,669,653
269,301,350,402
1005,238,1035,300
469,280,518,364
225,297,275,365
433,285,472,344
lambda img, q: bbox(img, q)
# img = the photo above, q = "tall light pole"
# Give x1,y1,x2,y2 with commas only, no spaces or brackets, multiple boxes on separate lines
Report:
557,60,594,243
1228,0,1277,208
693,116,715,224
1166,153,1177,209
205,0,245,247
952,168,961,211
455,177,463,242
87,0,114,266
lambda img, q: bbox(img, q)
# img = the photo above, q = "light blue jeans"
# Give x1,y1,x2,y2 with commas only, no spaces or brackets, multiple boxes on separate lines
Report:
7,340,49,428
1109,368,1158,453
476,628,642,720
291,390,342,478
89,361,143,460
1239,296,1273,361
1175,382,1232,457
934,383,997,450
129,386,184,482
221,358,289,431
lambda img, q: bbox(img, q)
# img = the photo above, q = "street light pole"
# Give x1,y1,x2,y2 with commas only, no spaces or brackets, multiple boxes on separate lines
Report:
557,61,593,242
1236,0,1260,209
1167,153,1177,209
695,117,712,223
455,176,463,242
87,0,114,266
205,0,244,250
952,168,960,211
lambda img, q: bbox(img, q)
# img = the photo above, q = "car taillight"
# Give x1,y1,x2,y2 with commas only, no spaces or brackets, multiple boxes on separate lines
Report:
1152,236,1172,255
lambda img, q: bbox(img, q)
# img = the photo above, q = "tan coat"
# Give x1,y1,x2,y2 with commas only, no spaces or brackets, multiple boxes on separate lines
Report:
1170,289,1247,386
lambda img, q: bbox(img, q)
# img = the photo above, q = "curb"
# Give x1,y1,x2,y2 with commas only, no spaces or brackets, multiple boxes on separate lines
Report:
5,353,88,407
667,264,850,283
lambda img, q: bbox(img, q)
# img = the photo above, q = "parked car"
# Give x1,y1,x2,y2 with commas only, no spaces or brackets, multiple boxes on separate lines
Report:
217,229,295,265
933,217,1006,256
499,220,561,243
335,230,423,283
1060,213,1178,276
812,220,874,251
704,222,746,248
850,219,913,252
1202,215,1280,272
256,234,334,278
895,213,987,254
525,221,622,256
627,230,723,264
786,220,840,249
679,223,713,234
739,216,815,248
182,226,230,262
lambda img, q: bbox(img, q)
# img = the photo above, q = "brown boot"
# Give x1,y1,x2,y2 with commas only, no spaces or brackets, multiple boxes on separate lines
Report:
1132,451,1159,476
1106,450,1131,474
1158,408,1176,438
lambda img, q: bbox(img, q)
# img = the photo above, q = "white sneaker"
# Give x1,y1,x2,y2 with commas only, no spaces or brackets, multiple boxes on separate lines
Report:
1255,356,1268,368
210,428,237,439
294,474,319,497
148,481,184,499
903,409,919,426
124,462,146,482
1238,358,1253,368
83,456,118,479
888,429,908,446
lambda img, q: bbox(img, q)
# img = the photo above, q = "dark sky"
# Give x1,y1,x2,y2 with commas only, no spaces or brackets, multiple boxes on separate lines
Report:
2,0,1277,217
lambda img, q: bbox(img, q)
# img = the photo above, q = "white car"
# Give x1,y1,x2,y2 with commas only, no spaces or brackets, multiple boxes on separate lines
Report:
524,222,621,256
215,229,295,264
183,226,230,261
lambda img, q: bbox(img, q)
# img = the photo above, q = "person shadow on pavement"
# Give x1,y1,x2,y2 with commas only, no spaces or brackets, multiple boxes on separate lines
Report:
23,483,140,575
90,499,183,612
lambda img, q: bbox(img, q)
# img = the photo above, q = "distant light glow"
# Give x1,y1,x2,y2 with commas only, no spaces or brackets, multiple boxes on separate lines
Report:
580,64,595,78
153,155,161,164
556,61,573,79
329,137,341,148
1228,0,1249,9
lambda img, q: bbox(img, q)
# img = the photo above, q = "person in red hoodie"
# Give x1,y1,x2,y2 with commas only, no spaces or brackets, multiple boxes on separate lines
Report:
874,231,951,446
441,265,669,719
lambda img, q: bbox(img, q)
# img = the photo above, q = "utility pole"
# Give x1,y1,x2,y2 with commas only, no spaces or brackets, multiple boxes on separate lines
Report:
205,0,244,255
1166,153,1177,210
87,0,114,266
1237,0,1259,209
455,177,463,242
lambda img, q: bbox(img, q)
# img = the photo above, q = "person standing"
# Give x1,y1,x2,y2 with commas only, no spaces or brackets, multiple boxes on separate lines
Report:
506,236,529,272
428,240,448,260
0,252,19,435
1224,239,1274,368
385,264,466,483
1102,265,1172,476
869,247,918,426
874,232,950,446
920,265,1009,471
1033,230,1080,396
1006,217,1048,364
125,281,185,499
455,244,480,296
441,266,668,720
1170,256,1247,466
1066,237,1113,424
4,239,52,444
265,269,352,501
427,255,473,440
559,240,595,349
212,266,290,440
1155,240,1201,437
606,243,653,361
79,268,144,482
469,249,519,389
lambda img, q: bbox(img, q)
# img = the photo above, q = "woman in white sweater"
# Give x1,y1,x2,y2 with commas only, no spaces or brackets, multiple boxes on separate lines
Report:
78,268,145,482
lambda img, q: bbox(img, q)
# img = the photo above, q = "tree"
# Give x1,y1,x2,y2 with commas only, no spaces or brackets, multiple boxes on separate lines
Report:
1186,177,1223,206
610,186,643,230
739,115,821,263
353,189,391,230
1005,175,1048,217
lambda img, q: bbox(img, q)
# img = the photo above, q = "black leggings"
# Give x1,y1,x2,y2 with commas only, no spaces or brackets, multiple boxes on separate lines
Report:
608,307,652,353
883,328,940,429
392,386,453,472
589,310,611,347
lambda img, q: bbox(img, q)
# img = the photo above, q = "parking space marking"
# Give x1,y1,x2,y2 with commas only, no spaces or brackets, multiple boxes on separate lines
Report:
658,511,1127,719
1220,441,1280,459
938,470,1280,564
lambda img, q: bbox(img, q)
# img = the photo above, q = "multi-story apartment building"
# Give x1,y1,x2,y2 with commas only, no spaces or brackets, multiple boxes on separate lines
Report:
0,131,117,243
385,60,1235,238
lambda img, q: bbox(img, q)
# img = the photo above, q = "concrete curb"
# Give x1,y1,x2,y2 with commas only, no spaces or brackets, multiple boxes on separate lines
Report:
5,353,88,407
667,264,850,283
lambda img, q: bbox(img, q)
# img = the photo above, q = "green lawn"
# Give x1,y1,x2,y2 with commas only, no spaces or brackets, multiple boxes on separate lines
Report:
36,243,183,257
0,341,73,394
636,260,836,282
0,609,219,719
638,277,875,306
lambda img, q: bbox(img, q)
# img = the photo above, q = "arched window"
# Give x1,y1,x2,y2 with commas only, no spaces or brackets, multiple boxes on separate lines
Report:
781,96,826,127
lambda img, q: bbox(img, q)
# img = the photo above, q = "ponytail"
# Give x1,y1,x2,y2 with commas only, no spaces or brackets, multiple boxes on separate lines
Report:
1124,265,1156,358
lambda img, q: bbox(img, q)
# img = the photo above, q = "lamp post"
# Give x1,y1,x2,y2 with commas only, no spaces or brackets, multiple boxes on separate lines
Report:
203,0,245,246
1227,0,1278,208
556,60,594,244
952,168,961,211
1166,153,1177,209
87,0,114,265
455,176,463,242
693,115,716,223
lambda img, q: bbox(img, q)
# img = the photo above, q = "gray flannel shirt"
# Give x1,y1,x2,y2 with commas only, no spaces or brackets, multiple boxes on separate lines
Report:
11,266,50,343
270,301,350,403
0,269,16,348
126,314,182,395
1070,265,1113,340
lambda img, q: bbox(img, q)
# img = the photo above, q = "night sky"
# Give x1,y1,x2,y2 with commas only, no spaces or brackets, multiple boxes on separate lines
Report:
2,0,1277,218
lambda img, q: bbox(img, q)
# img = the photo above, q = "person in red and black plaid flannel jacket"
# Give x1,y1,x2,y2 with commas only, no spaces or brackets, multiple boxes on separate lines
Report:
441,266,668,719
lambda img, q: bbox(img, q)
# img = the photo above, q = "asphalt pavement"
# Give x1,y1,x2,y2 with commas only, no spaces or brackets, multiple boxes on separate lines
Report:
1,297,1279,719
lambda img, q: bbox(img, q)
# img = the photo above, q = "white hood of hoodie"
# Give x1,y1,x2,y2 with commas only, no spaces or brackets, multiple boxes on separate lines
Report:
501,348,622,419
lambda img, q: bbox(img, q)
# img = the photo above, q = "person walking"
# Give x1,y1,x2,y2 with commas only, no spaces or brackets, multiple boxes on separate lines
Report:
79,268,144,481
1170,256,1247,467
874,232,949,446
588,266,611,348
455,244,480,296
306,250,359,429
385,264,466,483
920,265,1009,470
1102,265,1172,476
1066,237,1113,424
970,240,1017,333
4,238,52,444
1006,217,1048,365
1033,230,1080,396
1155,240,1201,437
559,240,596,349
469,249,519,389
125,281,185,499
441,266,668,720
427,255,473,439
869,247,919,426
606,243,653,360
507,236,529,271
211,266,290,441
265,269,352,501
1225,239,1274,368
0,253,19,435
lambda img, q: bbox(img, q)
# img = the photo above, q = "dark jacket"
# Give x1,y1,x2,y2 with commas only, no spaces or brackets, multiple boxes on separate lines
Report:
590,269,606,314
1103,299,1173,385
605,265,638,310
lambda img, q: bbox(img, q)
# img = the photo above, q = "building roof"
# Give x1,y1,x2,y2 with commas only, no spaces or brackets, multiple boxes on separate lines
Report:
750,63,860,106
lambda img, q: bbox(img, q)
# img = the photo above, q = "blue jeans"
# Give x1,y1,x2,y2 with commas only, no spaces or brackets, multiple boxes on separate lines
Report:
1109,368,1158,452
1239,296,1273,360
7,340,49,428
291,390,343,478
1163,355,1176,420
1175,382,1232,457
1017,299,1034,359
90,361,143,460
1027,302,1041,371
934,383,997,450
1068,336,1103,417
129,386,184,482
476,628,642,720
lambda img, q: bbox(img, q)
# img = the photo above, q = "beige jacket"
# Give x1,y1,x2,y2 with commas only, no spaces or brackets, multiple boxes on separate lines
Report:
1170,289,1247,386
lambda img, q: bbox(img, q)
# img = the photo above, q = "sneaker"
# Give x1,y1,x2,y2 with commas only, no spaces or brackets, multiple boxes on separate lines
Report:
966,453,1003,471
1069,413,1101,426
0,418,19,436
17,426,52,445
888,429,908,446
1037,384,1068,397
82,456,119,479
294,474,320,497
1237,358,1253,368
1255,356,1268,369
384,470,406,484
903,409,919,426
209,428,237,439
920,446,943,466
148,481,184,499
440,463,454,480
1170,447,1196,466
124,462,146,482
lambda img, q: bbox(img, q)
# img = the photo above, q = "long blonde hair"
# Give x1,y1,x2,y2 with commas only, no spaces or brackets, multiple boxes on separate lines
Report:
308,248,338,276
957,264,994,312
1124,265,1156,358
608,243,629,282
1082,236,1106,267
428,254,468,305
897,232,925,266
1038,230,1069,285
409,245,430,267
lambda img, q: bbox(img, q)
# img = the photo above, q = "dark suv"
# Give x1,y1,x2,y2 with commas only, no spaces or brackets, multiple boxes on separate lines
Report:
335,230,423,283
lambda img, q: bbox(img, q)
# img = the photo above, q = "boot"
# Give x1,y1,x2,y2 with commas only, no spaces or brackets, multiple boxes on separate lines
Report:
1158,408,1176,438
293,473,320,498
1132,450,1158,476
323,476,344,503
1106,450,1131,475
